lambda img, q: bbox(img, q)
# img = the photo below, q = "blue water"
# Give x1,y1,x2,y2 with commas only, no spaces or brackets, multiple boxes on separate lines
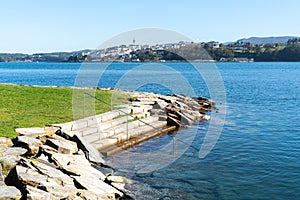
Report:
1,62,300,199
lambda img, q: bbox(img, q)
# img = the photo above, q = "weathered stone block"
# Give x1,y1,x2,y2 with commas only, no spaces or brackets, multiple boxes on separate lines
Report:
0,185,21,199
16,136,43,156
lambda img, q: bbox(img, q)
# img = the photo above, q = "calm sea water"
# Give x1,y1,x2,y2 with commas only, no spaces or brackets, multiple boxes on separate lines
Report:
1,62,300,199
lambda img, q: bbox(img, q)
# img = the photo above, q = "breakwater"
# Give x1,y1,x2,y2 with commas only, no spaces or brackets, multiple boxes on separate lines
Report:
0,90,214,199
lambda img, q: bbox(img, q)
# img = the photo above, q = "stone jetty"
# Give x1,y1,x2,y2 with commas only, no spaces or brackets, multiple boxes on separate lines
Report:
0,90,214,199
55,90,214,156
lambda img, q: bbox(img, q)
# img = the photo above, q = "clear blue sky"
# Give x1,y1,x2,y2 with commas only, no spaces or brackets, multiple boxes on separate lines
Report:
1,0,299,53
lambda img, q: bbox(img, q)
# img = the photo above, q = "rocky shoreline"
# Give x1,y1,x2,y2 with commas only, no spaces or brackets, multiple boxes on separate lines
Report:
0,90,214,199
0,128,131,199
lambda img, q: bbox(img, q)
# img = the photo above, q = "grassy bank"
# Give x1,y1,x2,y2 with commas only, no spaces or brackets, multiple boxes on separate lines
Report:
0,84,119,138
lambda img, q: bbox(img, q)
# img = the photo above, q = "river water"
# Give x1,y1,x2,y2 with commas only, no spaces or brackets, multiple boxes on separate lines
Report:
0,62,299,199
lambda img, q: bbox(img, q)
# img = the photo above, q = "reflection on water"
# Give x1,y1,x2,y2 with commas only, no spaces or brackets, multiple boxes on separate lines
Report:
1,62,300,199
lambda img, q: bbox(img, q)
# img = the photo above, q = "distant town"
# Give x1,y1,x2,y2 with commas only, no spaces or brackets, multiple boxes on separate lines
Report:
1,36,300,62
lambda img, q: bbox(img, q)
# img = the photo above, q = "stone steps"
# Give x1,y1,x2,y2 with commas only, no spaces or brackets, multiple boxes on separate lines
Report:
82,116,160,145
100,125,177,156
93,120,167,152
55,106,149,132
77,112,147,138
52,90,214,157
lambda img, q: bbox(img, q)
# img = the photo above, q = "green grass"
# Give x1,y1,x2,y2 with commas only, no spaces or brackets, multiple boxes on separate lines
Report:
0,159,13,177
0,84,130,138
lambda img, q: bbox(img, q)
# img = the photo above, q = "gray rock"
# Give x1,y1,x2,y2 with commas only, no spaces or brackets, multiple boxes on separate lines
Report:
0,185,21,199
176,111,193,125
167,116,182,127
51,153,106,181
73,175,123,198
46,136,78,154
0,163,3,182
7,162,77,199
111,182,127,195
41,185,77,199
0,137,13,148
150,109,165,116
107,175,128,183
40,144,58,156
15,127,58,137
16,136,43,155
201,115,211,121
0,147,27,171
71,133,106,164
158,115,167,121
13,165,48,188
181,109,197,121
2,147,27,157
0,155,20,172
74,189,115,200
28,158,75,188
26,185,56,200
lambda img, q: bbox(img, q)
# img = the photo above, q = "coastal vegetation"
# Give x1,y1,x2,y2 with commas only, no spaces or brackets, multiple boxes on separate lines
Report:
129,38,300,62
0,84,113,138
1,38,300,62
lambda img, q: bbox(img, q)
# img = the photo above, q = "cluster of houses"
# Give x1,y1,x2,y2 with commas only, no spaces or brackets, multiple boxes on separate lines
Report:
4,38,296,62
84,41,189,62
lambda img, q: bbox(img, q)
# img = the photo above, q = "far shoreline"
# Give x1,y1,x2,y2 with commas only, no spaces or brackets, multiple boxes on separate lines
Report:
2,60,300,63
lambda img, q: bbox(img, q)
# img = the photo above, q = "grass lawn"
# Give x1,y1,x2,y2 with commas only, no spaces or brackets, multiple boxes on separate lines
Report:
0,84,128,138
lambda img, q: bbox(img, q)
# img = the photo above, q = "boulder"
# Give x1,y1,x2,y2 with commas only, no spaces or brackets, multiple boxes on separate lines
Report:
176,111,193,125
71,134,106,164
165,104,180,113
6,161,77,199
16,136,43,156
11,165,48,188
75,189,116,200
15,127,58,137
73,175,123,198
0,147,27,171
46,135,78,154
201,115,211,121
107,175,128,183
0,155,20,173
0,137,13,148
40,144,58,156
167,116,182,127
51,153,106,180
28,158,75,188
1,147,27,157
41,185,77,199
0,185,21,200
26,185,57,200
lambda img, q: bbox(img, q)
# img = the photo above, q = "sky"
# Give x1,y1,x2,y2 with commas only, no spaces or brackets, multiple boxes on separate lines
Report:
0,0,300,54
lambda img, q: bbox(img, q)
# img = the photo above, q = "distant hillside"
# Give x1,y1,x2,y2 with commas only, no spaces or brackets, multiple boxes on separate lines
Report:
237,36,298,44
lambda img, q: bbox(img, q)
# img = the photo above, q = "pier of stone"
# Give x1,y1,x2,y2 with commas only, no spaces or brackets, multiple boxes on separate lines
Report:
54,90,214,157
